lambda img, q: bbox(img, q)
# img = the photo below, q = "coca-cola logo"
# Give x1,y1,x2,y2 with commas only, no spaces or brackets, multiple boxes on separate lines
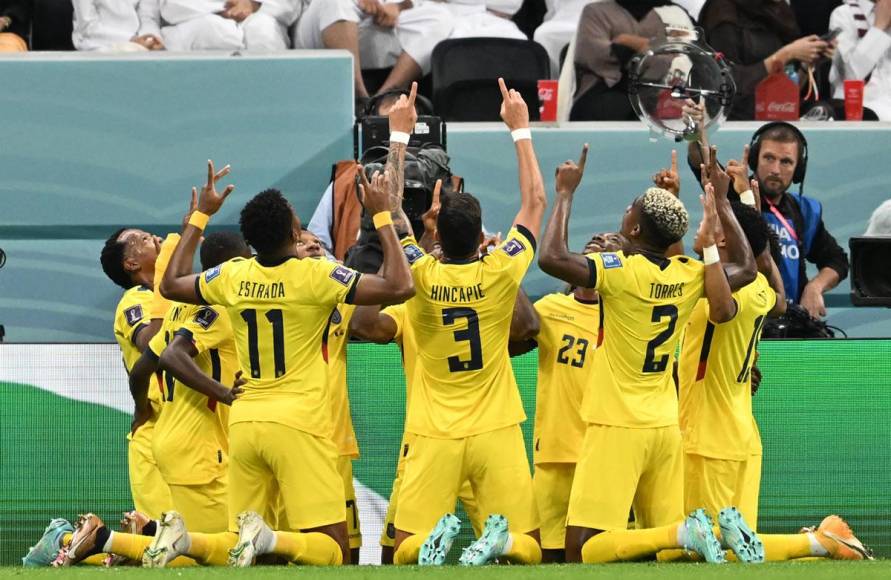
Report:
538,88,554,101
767,102,796,113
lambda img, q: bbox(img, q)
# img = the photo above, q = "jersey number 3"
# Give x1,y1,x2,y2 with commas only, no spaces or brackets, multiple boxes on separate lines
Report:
443,307,483,372
642,304,679,373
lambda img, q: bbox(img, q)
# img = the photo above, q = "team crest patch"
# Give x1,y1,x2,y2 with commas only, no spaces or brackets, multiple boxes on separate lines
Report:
403,243,424,264
601,252,622,269
501,237,526,257
330,307,342,325
195,307,219,330
204,265,222,283
330,265,356,286
124,305,143,326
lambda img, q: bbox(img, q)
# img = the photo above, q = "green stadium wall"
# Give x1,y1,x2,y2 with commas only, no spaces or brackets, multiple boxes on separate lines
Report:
0,341,888,565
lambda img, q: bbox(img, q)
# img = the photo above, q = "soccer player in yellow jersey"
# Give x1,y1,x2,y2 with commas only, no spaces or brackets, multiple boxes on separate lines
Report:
538,146,760,564
101,227,174,520
154,96,415,568
373,79,546,567
509,233,623,564
56,232,250,567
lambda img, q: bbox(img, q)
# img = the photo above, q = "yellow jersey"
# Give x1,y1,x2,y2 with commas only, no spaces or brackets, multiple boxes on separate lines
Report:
399,227,535,439
678,273,775,461
532,292,600,464
197,255,361,438
324,303,359,458
113,285,163,412
147,302,236,485
584,251,704,428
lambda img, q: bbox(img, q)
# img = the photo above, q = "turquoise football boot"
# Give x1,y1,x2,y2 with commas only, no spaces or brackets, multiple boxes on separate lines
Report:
418,513,461,565
459,514,510,566
22,518,74,567
683,508,725,563
719,507,764,563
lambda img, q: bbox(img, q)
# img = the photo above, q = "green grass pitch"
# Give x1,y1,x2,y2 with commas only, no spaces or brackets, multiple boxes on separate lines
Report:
0,562,889,580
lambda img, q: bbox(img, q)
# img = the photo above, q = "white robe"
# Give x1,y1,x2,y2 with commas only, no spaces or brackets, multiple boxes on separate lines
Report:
160,0,290,51
72,0,161,51
534,0,604,78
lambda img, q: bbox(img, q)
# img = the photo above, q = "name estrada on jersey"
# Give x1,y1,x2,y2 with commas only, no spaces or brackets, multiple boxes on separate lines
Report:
147,302,237,485
196,255,361,438
583,251,705,428
678,273,776,461
533,292,600,465
399,226,535,439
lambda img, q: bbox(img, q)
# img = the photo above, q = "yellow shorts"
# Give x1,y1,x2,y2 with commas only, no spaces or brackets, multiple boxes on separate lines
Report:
337,456,362,549
568,424,683,531
168,476,228,533
394,425,538,536
381,433,484,547
227,422,344,532
685,452,762,529
128,421,173,520
533,463,576,550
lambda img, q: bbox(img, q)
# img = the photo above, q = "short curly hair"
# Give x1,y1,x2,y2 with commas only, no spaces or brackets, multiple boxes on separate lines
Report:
100,227,131,289
200,231,250,270
239,189,294,254
637,187,689,249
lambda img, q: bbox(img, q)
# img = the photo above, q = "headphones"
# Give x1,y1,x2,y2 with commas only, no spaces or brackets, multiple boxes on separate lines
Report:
748,121,809,185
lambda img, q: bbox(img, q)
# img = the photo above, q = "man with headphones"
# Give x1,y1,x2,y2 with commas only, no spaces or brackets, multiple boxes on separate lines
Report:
688,122,849,320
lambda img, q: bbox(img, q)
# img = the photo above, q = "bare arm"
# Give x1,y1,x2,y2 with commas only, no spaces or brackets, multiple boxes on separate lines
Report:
161,161,234,303
158,335,244,405
510,288,539,342
349,305,399,343
133,320,161,352
698,184,737,323
539,145,593,288
128,349,158,435
497,79,547,236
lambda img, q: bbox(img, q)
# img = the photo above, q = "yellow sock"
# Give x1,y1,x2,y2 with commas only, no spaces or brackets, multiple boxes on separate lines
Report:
502,533,542,564
80,554,107,566
187,532,237,566
656,548,697,562
109,532,152,560
62,533,73,546
272,532,342,565
761,534,814,561
394,534,424,565
582,524,680,563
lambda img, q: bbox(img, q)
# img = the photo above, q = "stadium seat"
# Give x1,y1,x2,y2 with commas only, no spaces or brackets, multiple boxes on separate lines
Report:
431,37,550,122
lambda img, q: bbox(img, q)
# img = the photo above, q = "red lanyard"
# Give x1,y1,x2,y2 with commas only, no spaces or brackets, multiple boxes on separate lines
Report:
766,198,799,243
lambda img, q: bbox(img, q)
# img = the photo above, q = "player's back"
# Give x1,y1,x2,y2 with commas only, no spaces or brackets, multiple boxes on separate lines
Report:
403,227,534,438
150,302,237,485
197,255,360,438
678,273,775,460
584,251,704,428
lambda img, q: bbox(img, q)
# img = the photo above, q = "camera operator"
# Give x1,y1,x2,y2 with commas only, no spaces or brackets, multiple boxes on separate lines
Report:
688,121,849,321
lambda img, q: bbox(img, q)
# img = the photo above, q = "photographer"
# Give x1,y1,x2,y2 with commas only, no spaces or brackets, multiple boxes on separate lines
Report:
688,122,849,321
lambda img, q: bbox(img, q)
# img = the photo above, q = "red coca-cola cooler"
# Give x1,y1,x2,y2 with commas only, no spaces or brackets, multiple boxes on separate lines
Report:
755,72,799,121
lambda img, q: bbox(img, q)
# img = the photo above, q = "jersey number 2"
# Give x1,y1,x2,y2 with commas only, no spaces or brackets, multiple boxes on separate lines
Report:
642,305,679,373
442,307,483,372
241,309,286,379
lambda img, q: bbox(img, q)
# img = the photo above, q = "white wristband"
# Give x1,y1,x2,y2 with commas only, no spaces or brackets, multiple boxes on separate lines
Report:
511,128,532,142
390,131,410,145
739,189,756,206
703,244,720,266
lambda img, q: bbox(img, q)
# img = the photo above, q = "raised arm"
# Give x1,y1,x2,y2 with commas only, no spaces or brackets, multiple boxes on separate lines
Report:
697,183,737,323
538,145,594,288
158,335,244,405
160,160,234,303
417,179,442,253
349,305,399,343
350,170,415,305
498,78,547,236
703,147,757,291
510,287,540,342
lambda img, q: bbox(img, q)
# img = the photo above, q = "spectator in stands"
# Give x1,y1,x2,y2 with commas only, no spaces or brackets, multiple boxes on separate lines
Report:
443,1,528,40
570,1,694,121
865,199,891,235
291,0,451,98
699,0,836,120
534,0,603,77
829,0,891,120
72,0,163,51
0,0,30,51
160,0,290,51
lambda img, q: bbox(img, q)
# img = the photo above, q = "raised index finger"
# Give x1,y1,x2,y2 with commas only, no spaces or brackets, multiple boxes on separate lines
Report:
407,81,418,107
741,144,750,168
578,143,589,173
670,149,678,174
432,179,442,207
498,77,509,99
207,159,215,187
